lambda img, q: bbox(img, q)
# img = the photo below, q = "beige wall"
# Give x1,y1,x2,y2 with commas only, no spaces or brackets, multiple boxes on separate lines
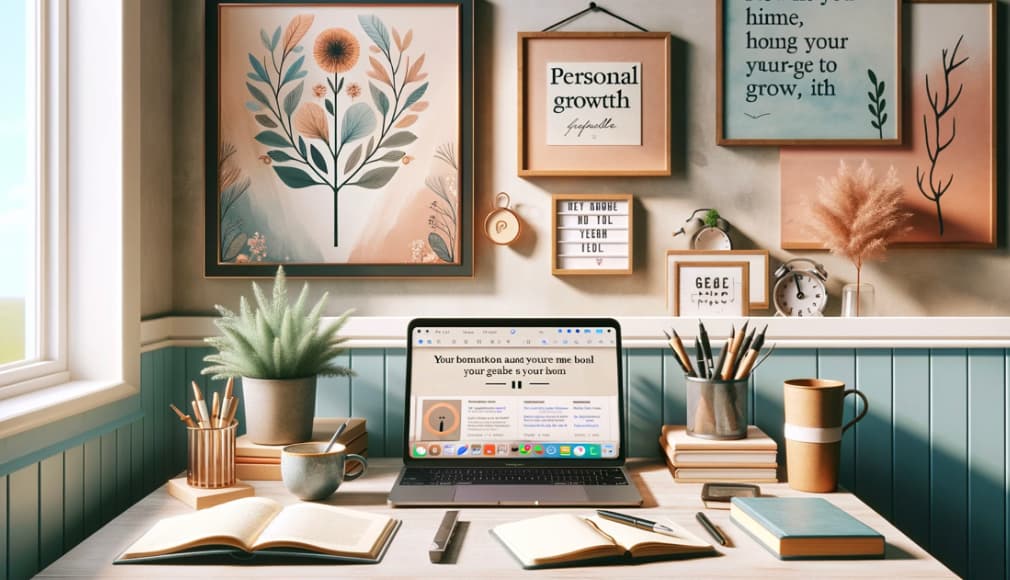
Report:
166,0,1010,317
140,0,174,317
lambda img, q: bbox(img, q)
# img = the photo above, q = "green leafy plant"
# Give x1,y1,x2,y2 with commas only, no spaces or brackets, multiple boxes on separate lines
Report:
702,209,721,228
202,266,354,380
866,69,888,139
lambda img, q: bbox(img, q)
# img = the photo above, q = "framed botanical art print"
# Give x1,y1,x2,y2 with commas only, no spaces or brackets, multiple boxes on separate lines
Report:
518,32,671,176
717,0,902,145
780,0,995,248
672,262,750,317
206,0,474,277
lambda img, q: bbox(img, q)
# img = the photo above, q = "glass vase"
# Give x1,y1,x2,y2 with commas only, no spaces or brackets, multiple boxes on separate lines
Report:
840,283,875,317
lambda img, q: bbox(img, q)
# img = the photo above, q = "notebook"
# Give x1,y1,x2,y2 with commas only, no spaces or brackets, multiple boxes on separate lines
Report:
670,466,778,483
389,318,641,507
730,497,885,559
491,513,715,569
660,425,778,465
115,497,399,564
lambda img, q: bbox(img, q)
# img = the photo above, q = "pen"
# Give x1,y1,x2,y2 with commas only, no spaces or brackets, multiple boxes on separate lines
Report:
732,326,756,377
596,510,681,539
695,512,727,546
698,321,713,378
694,338,708,379
713,337,731,382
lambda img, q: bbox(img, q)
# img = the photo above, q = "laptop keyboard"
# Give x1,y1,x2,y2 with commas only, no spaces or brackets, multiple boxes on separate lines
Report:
399,467,629,486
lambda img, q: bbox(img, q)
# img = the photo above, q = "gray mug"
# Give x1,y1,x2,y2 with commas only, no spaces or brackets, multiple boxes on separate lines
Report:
281,442,368,501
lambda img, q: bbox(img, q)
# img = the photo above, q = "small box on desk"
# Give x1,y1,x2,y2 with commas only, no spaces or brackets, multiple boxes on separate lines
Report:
166,478,254,510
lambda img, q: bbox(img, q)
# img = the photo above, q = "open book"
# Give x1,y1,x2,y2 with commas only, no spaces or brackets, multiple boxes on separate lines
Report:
491,513,716,569
115,497,399,564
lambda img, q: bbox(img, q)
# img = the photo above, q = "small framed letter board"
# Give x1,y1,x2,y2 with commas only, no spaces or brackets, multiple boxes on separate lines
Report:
519,32,671,176
673,262,750,317
206,0,474,277
717,0,902,145
552,194,633,276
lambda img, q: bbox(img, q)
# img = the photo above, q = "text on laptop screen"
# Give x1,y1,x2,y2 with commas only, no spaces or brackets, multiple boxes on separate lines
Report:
407,325,621,460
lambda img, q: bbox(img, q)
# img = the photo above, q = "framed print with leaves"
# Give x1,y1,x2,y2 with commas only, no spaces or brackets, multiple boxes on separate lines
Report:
206,0,474,277
518,32,671,177
781,0,995,248
717,0,902,145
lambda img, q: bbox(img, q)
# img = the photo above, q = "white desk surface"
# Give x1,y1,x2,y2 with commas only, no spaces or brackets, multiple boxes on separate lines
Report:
39,458,955,579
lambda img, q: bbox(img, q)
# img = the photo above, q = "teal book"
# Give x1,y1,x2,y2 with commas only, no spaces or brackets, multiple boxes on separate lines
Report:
730,497,884,560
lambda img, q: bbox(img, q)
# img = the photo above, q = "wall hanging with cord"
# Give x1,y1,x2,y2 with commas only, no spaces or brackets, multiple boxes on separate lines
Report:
483,193,522,246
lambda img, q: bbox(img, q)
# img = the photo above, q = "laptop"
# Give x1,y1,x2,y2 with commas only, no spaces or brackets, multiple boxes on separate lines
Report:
388,318,643,507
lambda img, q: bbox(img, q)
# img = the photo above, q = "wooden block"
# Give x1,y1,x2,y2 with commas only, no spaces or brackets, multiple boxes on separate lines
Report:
166,478,254,510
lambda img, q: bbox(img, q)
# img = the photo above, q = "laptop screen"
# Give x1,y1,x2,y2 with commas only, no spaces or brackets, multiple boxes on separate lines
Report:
405,320,622,461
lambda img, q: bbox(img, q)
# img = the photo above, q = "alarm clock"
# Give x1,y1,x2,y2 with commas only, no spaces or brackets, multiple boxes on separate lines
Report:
773,258,828,317
673,208,732,250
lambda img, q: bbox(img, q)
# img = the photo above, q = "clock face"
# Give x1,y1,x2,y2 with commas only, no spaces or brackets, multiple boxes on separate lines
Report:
692,227,732,251
774,271,828,317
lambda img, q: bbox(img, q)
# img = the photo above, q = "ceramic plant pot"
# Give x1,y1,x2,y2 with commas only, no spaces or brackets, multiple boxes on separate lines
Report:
240,376,317,445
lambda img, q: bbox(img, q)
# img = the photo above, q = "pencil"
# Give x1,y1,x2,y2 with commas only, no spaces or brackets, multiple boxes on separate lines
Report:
224,377,234,402
191,380,204,402
730,327,757,378
713,337,731,382
664,329,696,377
169,404,197,428
224,396,240,426
211,391,221,427
191,400,209,428
734,348,760,380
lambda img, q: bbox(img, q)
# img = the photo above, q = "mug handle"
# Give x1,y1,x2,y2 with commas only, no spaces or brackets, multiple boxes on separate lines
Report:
343,454,368,481
841,389,869,433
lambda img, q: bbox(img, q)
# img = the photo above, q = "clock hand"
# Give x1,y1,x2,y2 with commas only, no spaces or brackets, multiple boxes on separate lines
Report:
792,272,806,300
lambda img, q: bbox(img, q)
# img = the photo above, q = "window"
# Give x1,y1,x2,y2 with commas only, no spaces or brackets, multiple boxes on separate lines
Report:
0,1,39,369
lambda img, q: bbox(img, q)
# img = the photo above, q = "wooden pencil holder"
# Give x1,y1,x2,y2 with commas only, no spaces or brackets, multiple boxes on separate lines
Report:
686,377,748,440
187,420,238,488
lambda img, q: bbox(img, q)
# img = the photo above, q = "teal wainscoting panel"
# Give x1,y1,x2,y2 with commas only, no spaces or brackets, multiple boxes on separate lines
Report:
384,350,407,457
9,464,39,579
39,454,65,568
116,425,132,513
752,349,817,468
930,349,969,577
131,409,144,502
817,349,857,491
82,437,101,536
0,474,6,578
170,347,188,476
141,349,156,492
854,349,893,519
100,431,117,525
891,349,931,550
153,349,166,486
63,444,84,550
662,351,687,426
350,350,387,455
967,350,1006,579
627,349,664,457
317,353,352,418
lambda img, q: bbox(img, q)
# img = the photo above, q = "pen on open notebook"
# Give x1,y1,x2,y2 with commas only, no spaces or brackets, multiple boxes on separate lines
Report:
596,510,681,539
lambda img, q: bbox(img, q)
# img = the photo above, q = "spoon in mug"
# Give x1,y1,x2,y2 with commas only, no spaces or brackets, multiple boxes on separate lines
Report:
323,420,350,453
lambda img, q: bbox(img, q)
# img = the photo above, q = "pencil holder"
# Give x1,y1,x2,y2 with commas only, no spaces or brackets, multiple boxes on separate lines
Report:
686,377,748,440
187,420,238,488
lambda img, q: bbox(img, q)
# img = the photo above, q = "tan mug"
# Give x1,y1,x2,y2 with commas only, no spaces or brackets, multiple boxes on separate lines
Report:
783,379,868,492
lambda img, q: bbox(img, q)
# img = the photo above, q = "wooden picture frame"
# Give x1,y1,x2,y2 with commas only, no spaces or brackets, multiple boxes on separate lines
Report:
552,194,633,276
781,0,996,248
673,262,750,317
518,32,671,176
717,0,902,145
666,250,769,309
205,0,474,277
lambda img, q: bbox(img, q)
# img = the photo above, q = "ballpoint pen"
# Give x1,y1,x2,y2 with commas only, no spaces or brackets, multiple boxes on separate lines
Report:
695,512,727,546
596,510,681,539
698,321,713,377
694,338,708,379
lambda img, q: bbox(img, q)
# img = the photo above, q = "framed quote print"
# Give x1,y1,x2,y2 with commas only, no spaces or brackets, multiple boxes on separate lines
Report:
518,32,671,176
666,250,769,310
717,0,902,145
205,0,474,277
781,0,996,248
672,262,750,317
552,194,633,276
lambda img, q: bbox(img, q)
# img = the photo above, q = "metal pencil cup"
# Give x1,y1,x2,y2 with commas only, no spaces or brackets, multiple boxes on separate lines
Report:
187,420,237,488
686,377,748,440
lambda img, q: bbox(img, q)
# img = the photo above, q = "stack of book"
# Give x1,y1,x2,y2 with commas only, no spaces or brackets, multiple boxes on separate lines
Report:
659,424,778,483
236,417,367,481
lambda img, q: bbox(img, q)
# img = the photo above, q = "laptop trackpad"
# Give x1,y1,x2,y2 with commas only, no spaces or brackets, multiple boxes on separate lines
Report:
453,485,588,505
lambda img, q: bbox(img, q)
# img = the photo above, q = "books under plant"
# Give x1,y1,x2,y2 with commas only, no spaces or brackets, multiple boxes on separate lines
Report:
730,497,884,560
491,513,715,569
116,497,399,564
235,417,368,480
669,466,778,483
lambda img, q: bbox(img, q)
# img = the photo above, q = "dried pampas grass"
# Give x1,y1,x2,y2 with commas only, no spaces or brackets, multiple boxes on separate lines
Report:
809,160,912,294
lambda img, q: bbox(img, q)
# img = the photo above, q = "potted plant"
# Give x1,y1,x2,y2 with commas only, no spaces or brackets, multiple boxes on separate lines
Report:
202,266,353,444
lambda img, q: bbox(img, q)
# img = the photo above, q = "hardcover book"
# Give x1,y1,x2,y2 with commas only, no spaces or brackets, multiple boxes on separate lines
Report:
115,497,399,564
491,513,715,569
730,497,884,560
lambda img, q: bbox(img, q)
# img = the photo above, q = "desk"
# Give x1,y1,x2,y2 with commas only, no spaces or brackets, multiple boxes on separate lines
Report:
39,459,955,578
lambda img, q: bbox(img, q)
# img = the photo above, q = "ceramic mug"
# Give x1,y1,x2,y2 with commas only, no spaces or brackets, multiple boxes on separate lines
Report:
783,379,868,492
281,442,368,501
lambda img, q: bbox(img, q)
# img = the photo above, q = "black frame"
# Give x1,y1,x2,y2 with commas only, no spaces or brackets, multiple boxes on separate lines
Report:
402,318,628,467
205,0,474,277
